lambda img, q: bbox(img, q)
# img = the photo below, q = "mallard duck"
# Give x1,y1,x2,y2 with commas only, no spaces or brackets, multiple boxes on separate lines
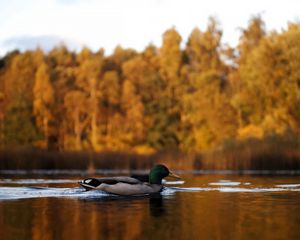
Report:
79,164,180,196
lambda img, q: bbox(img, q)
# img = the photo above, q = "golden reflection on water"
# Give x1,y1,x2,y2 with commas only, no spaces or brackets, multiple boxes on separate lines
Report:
1,175,300,240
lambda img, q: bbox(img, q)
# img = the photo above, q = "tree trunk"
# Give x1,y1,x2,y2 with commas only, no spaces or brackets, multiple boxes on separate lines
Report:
90,78,98,150
43,116,49,149
74,110,82,150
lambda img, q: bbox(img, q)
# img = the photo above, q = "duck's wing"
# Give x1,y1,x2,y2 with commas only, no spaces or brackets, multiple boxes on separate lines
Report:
130,174,149,182
111,177,142,184
79,177,142,191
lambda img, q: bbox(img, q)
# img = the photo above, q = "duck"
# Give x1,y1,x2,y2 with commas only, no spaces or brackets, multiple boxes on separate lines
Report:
79,164,180,196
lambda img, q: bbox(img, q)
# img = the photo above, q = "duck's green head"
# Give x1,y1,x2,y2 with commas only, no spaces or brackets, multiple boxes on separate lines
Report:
149,164,180,184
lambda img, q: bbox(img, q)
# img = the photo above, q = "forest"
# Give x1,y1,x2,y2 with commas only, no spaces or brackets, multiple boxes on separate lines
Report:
1,16,300,155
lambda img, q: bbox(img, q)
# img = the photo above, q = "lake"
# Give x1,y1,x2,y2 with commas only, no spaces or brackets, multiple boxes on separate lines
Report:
0,171,300,240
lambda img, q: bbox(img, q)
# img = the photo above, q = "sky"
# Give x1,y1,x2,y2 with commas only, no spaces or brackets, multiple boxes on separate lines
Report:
0,0,299,56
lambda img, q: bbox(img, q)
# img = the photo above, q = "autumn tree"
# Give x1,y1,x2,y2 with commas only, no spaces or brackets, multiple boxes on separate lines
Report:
181,17,236,151
0,17,300,154
0,90,3,147
33,62,54,149
236,22,300,138
121,45,162,151
237,15,266,65
156,28,183,149
76,48,104,150
64,90,90,150
230,16,267,133
185,17,224,73
119,79,147,150
97,70,122,150
0,55,6,147
3,52,40,146
47,45,77,149
103,46,137,74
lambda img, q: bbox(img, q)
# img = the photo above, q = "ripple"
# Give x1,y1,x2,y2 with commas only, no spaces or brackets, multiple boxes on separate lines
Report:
217,187,292,193
0,179,78,184
275,184,300,188
162,187,211,195
164,180,185,185
209,180,241,186
0,187,110,200
1,182,300,200
161,186,300,194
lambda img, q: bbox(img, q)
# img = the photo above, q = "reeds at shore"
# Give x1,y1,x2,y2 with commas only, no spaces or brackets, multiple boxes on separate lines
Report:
1,135,300,171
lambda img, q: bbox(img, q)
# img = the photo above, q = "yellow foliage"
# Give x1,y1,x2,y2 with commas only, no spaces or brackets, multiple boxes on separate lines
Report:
132,145,155,155
238,124,264,140
2,18,300,153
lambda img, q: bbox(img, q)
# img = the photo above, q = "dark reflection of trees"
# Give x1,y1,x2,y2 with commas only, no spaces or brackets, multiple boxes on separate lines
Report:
149,193,165,217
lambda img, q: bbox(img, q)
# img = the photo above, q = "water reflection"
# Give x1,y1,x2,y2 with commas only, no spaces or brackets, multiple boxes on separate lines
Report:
149,194,165,217
1,175,300,240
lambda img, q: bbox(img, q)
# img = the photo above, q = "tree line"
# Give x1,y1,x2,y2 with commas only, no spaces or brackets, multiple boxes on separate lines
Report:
1,16,300,153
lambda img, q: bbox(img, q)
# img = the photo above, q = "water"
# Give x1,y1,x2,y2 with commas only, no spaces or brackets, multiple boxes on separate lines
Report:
1,171,300,240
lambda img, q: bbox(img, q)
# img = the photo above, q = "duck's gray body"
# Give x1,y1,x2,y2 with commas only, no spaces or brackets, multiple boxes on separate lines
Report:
79,164,179,196
79,176,163,196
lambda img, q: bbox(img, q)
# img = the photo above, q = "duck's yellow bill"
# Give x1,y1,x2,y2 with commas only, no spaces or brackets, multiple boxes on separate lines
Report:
168,171,181,179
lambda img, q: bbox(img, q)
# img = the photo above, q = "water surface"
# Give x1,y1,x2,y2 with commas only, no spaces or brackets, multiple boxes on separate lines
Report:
0,171,300,240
